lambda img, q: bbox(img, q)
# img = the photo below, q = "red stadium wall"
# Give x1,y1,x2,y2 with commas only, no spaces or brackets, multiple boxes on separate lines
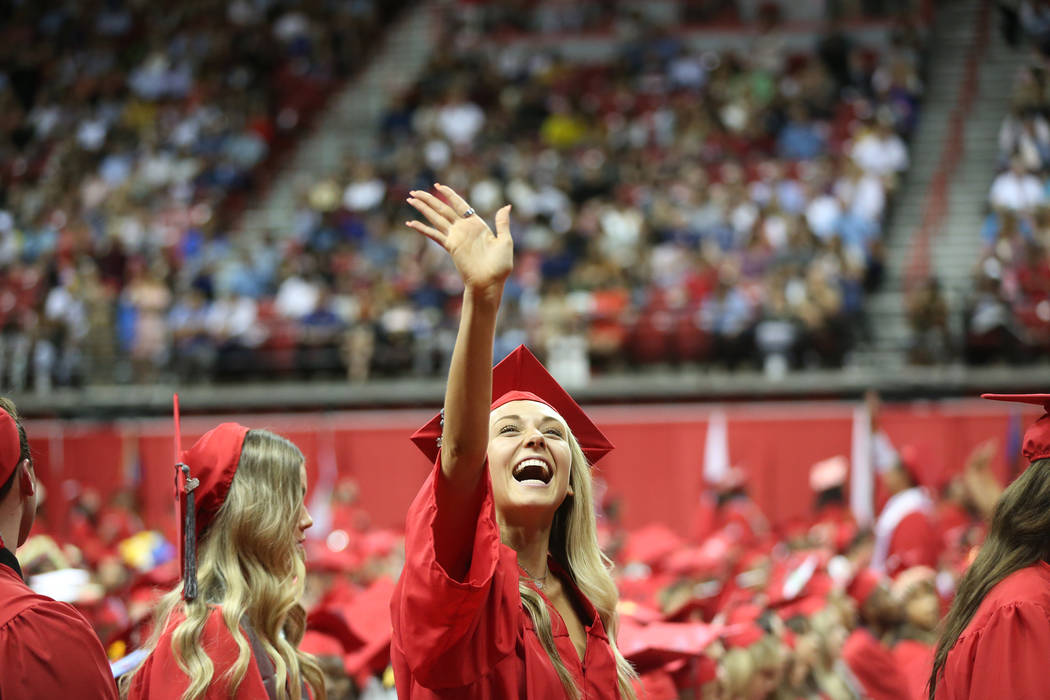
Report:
24,399,1039,542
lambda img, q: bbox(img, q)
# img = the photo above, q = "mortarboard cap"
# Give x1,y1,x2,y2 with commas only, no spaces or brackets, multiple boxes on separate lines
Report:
300,629,345,658
722,621,765,649
981,394,1050,463
621,523,686,569
0,408,20,487
618,619,722,673
846,568,883,609
809,456,848,492
173,394,249,601
410,345,614,465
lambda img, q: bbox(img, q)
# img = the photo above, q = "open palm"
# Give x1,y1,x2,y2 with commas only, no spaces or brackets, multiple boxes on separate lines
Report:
406,184,513,294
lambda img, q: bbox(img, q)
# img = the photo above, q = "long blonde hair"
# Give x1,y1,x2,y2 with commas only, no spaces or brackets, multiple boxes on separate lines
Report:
122,430,325,700
518,433,637,700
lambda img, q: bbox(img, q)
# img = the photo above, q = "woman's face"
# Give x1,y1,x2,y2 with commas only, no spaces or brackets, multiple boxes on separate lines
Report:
297,462,313,550
487,400,573,524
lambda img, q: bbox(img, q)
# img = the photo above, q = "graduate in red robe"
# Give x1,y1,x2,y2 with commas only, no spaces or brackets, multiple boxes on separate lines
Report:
392,184,636,698
808,455,858,553
930,393,1050,699
872,444,940,577
123,413,324,699
0,397,118,699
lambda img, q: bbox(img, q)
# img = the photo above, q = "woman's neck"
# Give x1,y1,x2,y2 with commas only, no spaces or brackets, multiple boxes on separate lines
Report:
499,520,552,583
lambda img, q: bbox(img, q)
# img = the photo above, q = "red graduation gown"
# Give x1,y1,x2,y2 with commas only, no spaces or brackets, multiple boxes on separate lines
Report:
390,460,622,698
126,607,269,699
0,550,118,699
841,628,913,700
938,561,1050,699
887,511,939,576
893,639,933,700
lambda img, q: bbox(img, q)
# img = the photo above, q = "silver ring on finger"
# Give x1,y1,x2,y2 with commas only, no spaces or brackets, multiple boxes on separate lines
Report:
462,208,475,218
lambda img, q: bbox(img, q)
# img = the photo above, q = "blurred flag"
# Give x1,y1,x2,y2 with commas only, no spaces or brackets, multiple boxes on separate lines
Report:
308,423,339,538
850,404,874,527
703,409,729,485
1006,409,1022,480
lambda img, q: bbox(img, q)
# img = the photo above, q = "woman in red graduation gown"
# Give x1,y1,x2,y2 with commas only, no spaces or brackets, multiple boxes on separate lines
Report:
391,184,637,698
929,393,1050,699
0,397,118,699
122,422,325,700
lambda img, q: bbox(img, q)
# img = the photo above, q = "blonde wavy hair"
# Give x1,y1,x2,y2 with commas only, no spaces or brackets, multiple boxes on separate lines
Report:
517,433,638,700
121,430,325,700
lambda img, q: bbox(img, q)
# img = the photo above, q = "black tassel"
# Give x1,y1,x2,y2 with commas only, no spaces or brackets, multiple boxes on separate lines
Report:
178,463,200,602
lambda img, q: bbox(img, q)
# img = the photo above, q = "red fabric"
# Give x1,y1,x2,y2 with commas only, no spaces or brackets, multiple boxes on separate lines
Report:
717,498,770,547
179,423,250,540
893,639,933,700
411,345,615,465
632,669,678,700
847,569,883,609
0,408,19,484
841,628,913,700
980,394,1050,462
390,459,622,698
126,607,268,700
938,562,1050,700
27,400,1039,536
0,562,117,699
887,511,940,577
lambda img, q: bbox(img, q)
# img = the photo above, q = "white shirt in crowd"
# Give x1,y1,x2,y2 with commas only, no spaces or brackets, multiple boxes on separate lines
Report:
989,169,1046,212
850,131,909,177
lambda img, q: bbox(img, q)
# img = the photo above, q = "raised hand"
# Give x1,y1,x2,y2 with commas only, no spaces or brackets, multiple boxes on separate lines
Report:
406,184,513,299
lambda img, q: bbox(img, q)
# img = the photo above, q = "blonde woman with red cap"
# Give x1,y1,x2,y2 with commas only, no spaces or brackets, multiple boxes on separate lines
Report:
0,397,118,698
930,393,1050,699
122,414,324,700
391,184,637,698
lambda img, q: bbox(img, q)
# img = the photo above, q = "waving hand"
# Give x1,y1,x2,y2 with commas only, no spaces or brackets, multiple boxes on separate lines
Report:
407,184,513,299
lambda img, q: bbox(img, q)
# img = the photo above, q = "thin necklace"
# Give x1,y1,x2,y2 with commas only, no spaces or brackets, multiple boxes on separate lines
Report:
520,562,550,589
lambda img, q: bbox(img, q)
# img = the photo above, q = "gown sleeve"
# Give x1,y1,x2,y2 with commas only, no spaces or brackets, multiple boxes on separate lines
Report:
0,599,119,699
126,609,269,700
941,601,1050,700
390,458,520,690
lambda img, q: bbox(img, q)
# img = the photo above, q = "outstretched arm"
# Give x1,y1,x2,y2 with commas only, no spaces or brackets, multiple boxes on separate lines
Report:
407,184,512,575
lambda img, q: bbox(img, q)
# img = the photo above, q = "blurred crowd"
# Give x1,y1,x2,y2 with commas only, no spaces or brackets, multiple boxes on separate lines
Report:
456,0,926,36
0,0,927,389
14,406,1004,699
915,0,1050,366
0,0,404,390
283,8,926,383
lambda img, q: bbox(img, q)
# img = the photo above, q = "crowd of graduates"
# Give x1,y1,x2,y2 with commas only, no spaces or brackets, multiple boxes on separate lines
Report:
10,415,1003,699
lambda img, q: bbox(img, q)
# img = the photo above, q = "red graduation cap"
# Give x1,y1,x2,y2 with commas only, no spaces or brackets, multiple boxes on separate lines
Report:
621,523,686,569
846,568,884,609
172,394,249,601
410,345,614,465
981,393,1050,463
617,619,722,673
722,621,766,649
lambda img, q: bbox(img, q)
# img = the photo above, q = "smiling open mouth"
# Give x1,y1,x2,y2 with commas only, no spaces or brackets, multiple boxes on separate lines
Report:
513,458,552,485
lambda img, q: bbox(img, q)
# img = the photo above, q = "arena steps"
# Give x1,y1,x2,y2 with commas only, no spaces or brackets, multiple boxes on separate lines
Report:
237,2,436,239
858,0,1028,367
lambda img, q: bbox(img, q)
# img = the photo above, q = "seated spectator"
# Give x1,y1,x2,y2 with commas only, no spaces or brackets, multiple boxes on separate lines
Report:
850,118,909,185
907,277,952,365
989,156,1046,213
963,270,1025,364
